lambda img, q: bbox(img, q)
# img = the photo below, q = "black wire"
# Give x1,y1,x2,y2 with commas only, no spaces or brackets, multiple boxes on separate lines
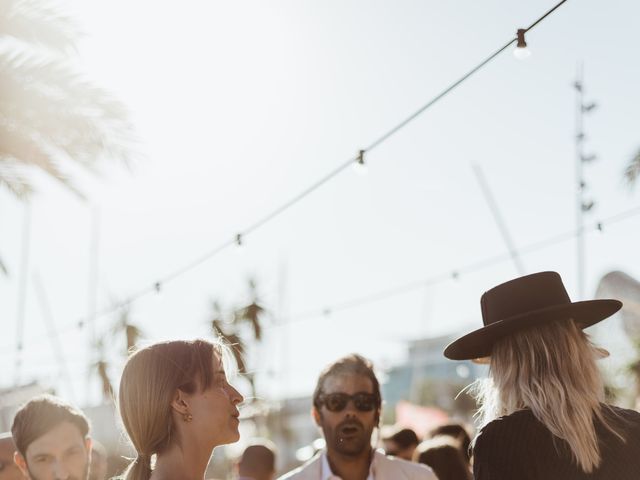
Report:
2,204,639,354
365,39,516,153
525,0,569,32
12,0,572,342
283,206,640,324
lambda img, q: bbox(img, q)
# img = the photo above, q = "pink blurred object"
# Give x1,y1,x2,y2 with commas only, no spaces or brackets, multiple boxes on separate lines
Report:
395,400,449,438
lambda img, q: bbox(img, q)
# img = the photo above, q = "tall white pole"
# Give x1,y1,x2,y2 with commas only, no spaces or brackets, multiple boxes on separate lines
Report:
86,206,100,404
14,202,31,386
575,63,585,300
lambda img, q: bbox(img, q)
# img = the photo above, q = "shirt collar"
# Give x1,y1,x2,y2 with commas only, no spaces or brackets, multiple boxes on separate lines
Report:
320,451,376,480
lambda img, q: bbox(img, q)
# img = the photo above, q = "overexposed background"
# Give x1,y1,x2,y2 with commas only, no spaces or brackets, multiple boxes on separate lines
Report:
1,0,639,405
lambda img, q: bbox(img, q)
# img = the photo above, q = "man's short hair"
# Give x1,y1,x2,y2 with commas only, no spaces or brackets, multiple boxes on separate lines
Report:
11,395,90,457
383,427,419,449
312,354,381,412
428,423,471,461
238,440,276,476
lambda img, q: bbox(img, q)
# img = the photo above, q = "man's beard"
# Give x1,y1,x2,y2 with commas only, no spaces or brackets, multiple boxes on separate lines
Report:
325,418,372,456
27,461,90,480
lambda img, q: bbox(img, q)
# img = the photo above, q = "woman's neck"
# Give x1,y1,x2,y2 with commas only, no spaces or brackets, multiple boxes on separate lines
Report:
151,439,215,480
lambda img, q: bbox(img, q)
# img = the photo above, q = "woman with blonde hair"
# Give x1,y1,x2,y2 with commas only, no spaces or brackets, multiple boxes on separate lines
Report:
118,339,243,480
444,271,640,479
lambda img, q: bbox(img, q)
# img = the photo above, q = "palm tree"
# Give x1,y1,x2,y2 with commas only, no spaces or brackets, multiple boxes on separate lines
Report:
91,338,114,402
0,0,135,199
111,305,143,355
208,279,268,402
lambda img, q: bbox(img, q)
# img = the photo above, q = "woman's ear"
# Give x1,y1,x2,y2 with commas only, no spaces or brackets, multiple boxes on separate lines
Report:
170,389,190,415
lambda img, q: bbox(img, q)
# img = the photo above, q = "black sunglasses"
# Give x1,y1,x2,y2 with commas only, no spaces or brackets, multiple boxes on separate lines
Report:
318,392,377,412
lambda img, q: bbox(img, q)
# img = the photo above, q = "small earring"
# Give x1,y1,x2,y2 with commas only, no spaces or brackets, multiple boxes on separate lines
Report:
183,413,193,422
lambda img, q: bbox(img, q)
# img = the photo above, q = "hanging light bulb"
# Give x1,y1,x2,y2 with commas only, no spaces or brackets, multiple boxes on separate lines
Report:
514,29,531,60
353,149,368,175
234,233,246,257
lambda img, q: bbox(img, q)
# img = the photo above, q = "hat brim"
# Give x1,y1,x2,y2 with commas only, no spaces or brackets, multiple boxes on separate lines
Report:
443,299,622,360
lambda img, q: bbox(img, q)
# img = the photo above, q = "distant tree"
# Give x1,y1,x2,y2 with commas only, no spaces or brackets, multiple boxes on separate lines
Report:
91,338,114,402
0,0,135,199
111,304,143,354
88,304,143,402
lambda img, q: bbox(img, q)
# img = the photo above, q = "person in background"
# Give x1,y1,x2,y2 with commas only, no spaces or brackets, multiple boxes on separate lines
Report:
11,395,92,480
236,440,277,480
278,354,435,480
0,433,21,480
414,437,472,480
381,427,419,461
444,271,640,480
118,339,243,480
427,423,472,467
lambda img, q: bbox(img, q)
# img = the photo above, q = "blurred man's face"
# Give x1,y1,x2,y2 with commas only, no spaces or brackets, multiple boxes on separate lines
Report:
313,373,379,457
0,437,22,480
15,422,91,480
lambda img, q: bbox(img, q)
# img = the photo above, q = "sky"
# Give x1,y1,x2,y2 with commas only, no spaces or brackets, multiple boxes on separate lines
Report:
1,0,640,406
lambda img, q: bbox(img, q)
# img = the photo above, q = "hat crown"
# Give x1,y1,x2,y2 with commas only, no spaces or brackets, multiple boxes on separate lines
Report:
480,271,571,326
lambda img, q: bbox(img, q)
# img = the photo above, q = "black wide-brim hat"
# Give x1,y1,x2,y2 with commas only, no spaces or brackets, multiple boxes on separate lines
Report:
443,271,622,361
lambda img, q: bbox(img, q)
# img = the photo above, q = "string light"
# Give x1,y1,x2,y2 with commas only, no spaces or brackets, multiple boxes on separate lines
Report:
353,150,368,175
4,0,571,347
514,29,531,59
2,205,639,355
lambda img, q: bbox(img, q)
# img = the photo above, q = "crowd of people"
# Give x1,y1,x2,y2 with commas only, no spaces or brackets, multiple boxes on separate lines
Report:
1,271,640,479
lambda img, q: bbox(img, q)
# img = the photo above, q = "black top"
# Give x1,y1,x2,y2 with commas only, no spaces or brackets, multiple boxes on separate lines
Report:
473,405,640,480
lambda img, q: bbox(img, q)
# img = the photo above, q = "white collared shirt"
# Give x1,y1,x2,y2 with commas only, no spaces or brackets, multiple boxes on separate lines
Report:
320,451,375,480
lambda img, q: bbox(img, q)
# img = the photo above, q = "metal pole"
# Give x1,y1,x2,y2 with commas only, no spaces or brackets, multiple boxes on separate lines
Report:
87,207,100,403
472,164,526,275
14,202,31,386
575,63,585,300
33,272,76,402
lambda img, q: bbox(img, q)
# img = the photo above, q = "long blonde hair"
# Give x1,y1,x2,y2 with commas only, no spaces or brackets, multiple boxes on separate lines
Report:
118,339,223,480
474,319,623,473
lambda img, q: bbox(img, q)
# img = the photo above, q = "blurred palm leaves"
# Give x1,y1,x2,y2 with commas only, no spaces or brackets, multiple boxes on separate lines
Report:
91,338,114,402
0,0,136,199
90,304,144,402
111,304,144,354
625,148,640,186
209,279,268,401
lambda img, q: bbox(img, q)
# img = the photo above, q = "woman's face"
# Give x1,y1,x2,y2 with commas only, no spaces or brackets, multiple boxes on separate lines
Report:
187,353,244,447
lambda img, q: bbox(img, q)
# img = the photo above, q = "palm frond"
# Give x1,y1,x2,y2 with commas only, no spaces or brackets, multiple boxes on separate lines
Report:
234,302,265,341
92,359,114,400
625,148,640,186
0,123,85,198
0,48,136,199
0,156,33,197
211,319,247,374
1,51,136,161
0,0,79,53
0,253,8,275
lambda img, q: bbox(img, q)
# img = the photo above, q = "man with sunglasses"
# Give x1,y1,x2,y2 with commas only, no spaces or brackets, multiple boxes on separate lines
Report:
278,354,435,480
